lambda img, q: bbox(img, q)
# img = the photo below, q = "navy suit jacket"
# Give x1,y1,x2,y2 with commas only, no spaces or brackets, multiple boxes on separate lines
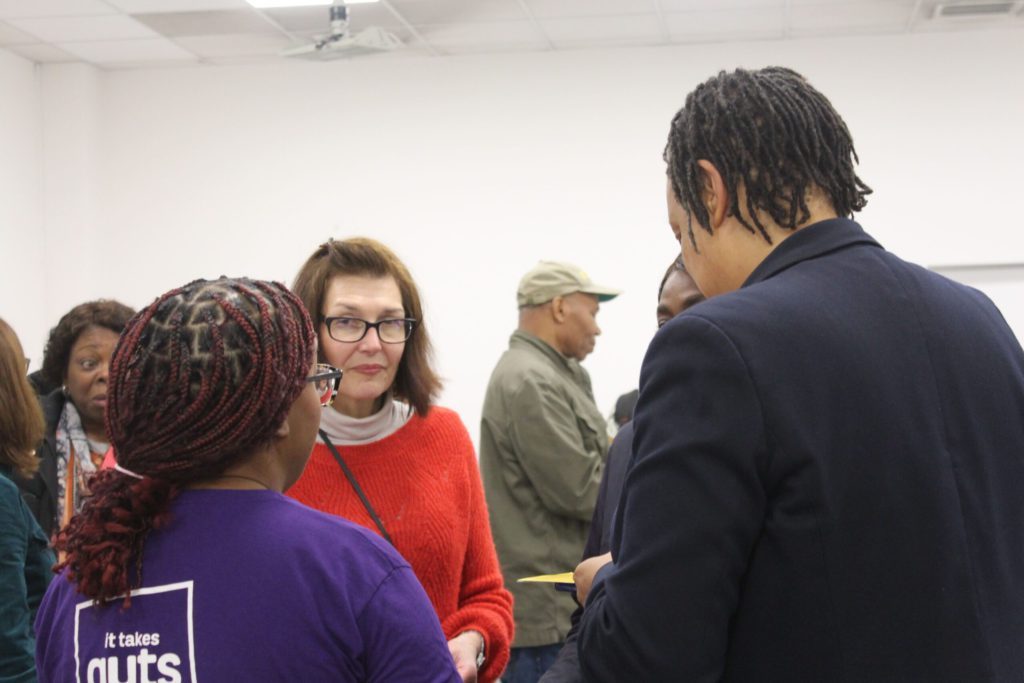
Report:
578,218,1024,681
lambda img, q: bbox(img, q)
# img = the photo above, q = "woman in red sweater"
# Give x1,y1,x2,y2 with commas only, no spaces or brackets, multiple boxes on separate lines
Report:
288,237,513,682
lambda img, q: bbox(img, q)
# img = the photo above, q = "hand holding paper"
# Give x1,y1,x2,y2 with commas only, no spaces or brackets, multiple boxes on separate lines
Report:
574,552,613,605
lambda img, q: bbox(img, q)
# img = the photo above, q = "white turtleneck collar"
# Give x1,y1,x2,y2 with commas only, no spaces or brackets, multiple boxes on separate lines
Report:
317,397,414,446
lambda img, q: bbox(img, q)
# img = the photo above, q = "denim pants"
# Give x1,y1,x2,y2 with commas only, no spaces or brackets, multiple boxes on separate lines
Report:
502,644,562,683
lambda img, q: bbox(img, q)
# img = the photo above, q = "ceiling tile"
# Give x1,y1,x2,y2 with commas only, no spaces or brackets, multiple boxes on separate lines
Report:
419,20,547,48
173,32,291,57
790,0,912,5
658,0,783,10
201,53,289,66
101,59,206,70
348,9,406,32
0,19,36,44
789,2,913,33
389,0,524,24
260,6,328,32
0,0,116,19
542,13,663,45
5,42,76,62
289,27,326,41
8,15,158,42
57,37,198,63
525,0,658,18
133,9,277,37
665,6,785,40
106,0,249,11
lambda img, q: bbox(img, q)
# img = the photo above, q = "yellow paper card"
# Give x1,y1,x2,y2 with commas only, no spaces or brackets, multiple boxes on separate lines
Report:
517,572,575,585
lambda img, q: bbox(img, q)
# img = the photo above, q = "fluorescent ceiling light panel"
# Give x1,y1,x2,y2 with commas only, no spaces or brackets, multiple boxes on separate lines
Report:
245,0,378,5
247,0,383,7
246,1,332,8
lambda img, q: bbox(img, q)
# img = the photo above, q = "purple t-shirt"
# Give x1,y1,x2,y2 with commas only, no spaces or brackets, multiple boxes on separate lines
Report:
34,490,461,682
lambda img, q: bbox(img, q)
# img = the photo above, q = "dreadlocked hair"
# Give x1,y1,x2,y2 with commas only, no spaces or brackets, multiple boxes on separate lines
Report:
664,66,872,245
54,277,315,606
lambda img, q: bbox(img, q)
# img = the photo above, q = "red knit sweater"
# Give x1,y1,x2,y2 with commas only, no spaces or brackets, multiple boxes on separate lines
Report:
287,407,513,682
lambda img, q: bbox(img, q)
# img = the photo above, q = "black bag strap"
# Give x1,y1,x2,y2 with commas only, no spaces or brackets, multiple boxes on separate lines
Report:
318,429,394,546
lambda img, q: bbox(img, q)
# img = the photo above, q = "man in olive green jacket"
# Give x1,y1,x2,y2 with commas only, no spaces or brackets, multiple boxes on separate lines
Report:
480,261,619,683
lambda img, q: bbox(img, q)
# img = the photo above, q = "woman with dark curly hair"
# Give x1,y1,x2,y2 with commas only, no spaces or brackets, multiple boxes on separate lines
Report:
0,318,54,682
14,300,135,539
33,277,461,682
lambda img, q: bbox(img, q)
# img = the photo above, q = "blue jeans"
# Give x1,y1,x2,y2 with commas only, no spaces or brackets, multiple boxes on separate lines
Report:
502,644,562,683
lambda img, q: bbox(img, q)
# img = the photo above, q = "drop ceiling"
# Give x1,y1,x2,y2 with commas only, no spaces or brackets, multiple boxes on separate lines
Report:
0,0,1020,69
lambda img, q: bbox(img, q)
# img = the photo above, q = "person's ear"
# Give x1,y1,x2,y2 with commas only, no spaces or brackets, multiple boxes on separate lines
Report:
550,296,567,323
275,415,291,439
696,159,729,229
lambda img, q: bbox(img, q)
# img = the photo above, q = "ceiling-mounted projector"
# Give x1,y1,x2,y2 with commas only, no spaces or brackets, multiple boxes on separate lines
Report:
281,2,402,61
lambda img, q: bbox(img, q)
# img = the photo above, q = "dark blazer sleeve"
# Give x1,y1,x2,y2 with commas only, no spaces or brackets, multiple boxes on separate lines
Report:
577,314,768,681
582,422,632,562
539,424,636,683
539,623,582,683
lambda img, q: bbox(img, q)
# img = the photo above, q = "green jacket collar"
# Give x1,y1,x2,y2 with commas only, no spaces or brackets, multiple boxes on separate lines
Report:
510,330,590,390
511,329,568,365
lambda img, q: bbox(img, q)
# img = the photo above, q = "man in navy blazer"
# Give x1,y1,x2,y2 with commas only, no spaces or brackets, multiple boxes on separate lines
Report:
575,66,1024,681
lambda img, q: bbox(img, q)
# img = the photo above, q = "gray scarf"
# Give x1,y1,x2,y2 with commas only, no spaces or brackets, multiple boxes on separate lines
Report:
54,398,98,517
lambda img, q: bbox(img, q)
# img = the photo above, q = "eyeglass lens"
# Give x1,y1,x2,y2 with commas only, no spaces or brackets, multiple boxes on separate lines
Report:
314,379,333,405
310,364,340,407
327,318,413,343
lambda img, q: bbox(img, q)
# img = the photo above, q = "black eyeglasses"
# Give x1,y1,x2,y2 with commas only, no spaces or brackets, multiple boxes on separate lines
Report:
322,317,417,344
307,363,343,407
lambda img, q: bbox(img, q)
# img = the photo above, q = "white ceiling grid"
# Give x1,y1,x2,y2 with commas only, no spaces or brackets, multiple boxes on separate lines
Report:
0,0,1018,69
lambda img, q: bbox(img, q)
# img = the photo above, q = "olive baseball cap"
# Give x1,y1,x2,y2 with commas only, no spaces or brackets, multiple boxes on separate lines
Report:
516,260,621,307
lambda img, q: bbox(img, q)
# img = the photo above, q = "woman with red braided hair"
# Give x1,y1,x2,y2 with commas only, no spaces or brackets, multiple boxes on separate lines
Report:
33,277,461,682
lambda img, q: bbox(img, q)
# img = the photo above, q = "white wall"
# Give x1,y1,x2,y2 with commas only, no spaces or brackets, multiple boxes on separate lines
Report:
0,50,45,366
14,26,1024,441
40,64,103,329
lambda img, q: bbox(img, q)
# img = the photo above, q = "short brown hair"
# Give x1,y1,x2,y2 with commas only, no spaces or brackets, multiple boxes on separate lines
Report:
292,238,441,416
41,300,136,390
0,318,46,477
